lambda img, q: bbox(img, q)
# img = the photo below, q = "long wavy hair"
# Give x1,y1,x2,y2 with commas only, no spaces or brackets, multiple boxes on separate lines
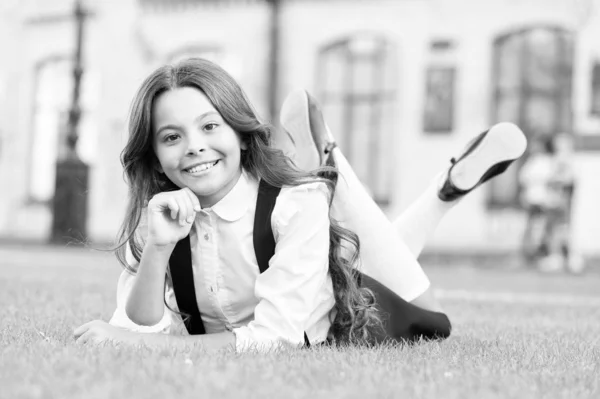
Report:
115,58,381,344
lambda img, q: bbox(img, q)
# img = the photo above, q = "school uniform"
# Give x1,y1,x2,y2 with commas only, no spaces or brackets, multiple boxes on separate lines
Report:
111,170,334,351
110,170,450,352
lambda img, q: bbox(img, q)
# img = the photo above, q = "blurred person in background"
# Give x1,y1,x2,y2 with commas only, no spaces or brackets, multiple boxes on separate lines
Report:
519,137,555,266
519,134,584,273
539,133,584,274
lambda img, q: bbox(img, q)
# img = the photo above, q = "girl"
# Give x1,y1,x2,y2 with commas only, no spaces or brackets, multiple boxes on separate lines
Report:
74,58,527,352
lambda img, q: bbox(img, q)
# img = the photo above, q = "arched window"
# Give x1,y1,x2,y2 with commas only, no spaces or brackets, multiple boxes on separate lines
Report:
489,27,574,207
29,57,97,203
316,34,397,205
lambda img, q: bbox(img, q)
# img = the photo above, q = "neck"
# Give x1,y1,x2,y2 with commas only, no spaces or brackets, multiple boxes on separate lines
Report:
198,167,244,208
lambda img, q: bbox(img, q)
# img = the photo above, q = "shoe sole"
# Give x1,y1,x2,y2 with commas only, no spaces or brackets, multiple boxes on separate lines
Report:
451,122,528,191
279,89,320,170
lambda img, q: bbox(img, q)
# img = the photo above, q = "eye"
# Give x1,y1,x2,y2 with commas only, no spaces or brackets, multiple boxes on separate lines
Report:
163,133,180,143
204,123,219,132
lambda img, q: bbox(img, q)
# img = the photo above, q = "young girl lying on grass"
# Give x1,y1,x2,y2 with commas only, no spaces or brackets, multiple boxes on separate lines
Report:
74,58,527,352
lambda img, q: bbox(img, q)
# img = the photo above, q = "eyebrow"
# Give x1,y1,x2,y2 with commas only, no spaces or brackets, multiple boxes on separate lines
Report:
155,111,220,136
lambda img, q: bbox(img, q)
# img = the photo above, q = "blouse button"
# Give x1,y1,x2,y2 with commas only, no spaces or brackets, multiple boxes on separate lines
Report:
204,233,210,241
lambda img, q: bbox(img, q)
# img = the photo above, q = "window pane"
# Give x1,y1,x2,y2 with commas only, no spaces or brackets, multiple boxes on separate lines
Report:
347,100,372,183
558,92,573,132
495,92,520,123
423,66,455,132
322,101,347,150
524,94,557,136
527,29,558,92
372,100,395,204
320,47,347,96
556,36,574,131
591,63,600,116
352,57,376,96
497,34,523,91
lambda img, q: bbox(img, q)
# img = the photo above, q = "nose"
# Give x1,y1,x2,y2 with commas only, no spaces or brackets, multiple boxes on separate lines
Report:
186,131,207,155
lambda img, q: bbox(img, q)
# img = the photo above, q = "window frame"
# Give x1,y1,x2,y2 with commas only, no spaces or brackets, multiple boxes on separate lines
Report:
488,26,574,209
316,34,397,205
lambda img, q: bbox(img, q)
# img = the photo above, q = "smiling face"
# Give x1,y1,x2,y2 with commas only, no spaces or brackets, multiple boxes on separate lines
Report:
152,86,247,207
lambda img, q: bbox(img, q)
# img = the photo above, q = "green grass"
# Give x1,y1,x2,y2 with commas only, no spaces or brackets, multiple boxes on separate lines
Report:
1,246,599,399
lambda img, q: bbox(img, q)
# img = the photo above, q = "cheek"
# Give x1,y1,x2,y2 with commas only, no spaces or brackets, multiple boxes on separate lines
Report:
154,146,180,170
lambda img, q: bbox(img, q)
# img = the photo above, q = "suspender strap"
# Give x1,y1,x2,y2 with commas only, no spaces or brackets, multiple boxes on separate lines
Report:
169,234,205,335
253,180,281,274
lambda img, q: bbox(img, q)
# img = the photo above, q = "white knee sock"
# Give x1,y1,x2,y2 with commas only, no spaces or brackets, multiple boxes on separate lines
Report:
330,149,433,301
392,172,460,258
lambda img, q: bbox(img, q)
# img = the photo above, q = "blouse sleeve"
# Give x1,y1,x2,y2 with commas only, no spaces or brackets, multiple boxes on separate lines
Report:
108,219,173,334
233,182,332,352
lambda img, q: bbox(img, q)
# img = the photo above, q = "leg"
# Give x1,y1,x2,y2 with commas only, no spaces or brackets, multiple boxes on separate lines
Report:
329,147,437,303
279,90,527,307
280,91,437,305
391,172,459,258
320,153,453,343
538,209,565,272
331,119,527,261
522,205,547,265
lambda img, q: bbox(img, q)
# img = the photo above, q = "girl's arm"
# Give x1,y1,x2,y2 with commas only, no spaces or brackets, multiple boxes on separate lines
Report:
109,267,172,333
124,243,174,326
74,321,235,352
125,188,200,326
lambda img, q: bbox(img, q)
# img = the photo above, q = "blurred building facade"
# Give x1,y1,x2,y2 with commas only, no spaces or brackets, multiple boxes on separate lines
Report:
1,0,600,256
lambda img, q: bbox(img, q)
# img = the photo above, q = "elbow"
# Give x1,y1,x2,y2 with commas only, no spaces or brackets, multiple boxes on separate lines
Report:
125,303,164,327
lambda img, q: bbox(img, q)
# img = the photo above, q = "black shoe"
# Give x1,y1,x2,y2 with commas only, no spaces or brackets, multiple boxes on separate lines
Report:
438,122,527,201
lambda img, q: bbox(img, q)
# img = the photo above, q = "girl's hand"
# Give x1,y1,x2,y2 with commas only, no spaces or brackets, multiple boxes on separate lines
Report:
73,320,139,346
147,188,201,246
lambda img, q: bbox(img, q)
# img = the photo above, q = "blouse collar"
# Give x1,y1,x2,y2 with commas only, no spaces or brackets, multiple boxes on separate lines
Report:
209,169,257,222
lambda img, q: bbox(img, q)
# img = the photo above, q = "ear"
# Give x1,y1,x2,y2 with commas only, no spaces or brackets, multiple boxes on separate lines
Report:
240,139,248,151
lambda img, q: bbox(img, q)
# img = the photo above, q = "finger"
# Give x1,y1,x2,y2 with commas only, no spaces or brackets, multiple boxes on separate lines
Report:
180,191,196,224
183,188,201,212
73,321,95,338
173,196,190,226
75,329,94,345
166,197,179,221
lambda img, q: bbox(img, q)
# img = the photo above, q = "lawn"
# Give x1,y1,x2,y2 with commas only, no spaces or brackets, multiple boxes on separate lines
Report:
1,245,599,399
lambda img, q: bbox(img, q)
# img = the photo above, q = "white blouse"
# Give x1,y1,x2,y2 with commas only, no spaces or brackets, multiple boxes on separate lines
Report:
109,171,335,352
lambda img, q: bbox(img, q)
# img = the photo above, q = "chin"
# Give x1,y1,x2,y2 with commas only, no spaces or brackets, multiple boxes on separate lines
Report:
187,183,217,197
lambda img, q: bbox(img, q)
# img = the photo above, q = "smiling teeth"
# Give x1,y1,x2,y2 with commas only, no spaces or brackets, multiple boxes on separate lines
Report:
187,161,217,173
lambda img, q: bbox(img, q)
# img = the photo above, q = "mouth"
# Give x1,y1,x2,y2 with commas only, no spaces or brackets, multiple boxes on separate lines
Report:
184,160,220,174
